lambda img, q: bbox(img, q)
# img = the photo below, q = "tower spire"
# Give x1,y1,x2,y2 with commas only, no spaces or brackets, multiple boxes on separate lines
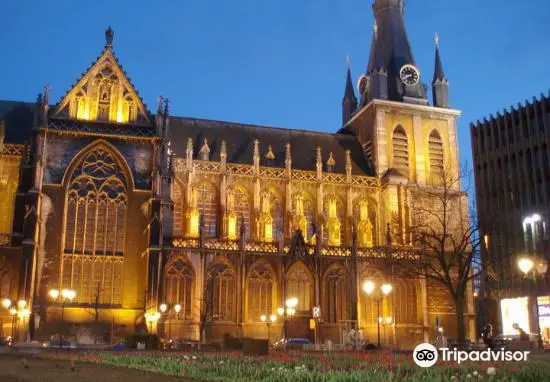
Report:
367,0,426,103
432,32,450,108
342,53,357,126
105,26,114,49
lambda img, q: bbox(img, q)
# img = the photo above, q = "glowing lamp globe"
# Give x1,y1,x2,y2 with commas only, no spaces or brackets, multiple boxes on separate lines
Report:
381,284,393,296
160,303,168,313
270,314,277,322
363,281,375,295
260,314,267,322
174,304,182,313
49,289,60,300
1,298,11,309
518,257,534,275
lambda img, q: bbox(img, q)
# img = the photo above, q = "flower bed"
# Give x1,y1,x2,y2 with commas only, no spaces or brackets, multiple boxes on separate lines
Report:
42,351,550,381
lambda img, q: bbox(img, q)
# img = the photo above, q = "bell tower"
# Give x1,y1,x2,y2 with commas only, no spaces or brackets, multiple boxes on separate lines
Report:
342,0,461,245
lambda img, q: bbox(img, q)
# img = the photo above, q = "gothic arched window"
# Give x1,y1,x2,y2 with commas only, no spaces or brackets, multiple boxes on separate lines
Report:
232,188,250,239
392,125,409,175
0,271,10,298
324,265,349,323
62,147,127,305
0,156,19,235
164,256,194,320
197,183,217,238
247,262,274,321
392,281,418,324
286,261,313,313
292,193,315,240
323,196,345,246
207,261,236,321
173,182,184,236
429,130,445,182
362,275,383,325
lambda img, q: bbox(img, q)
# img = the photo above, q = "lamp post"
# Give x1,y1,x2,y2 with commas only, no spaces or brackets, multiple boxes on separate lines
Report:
363,281,392,348
9,307,17,340
285,297,297,340
144,311,161,334
49,288,76,349
160,303,181,343
260,314,277,344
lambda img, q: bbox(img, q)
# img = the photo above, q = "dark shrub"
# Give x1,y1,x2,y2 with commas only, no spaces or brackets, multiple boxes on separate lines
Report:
223,333,243,350
242,337,268,355
125,333,159,350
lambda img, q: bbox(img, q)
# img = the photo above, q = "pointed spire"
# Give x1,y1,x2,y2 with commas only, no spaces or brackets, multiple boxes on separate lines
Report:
220,140,227,172
345,149,352,182
432,32,450,108
342,54,357,126
200,138,210,160
157,96,164,115
105,26,114,49
327,152,336,167
285,143,292,176
316,147,323,180
253,139,260,174
265,145,275,161
433,33,447,83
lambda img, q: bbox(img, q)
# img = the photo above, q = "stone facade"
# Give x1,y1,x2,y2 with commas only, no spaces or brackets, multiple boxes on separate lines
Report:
0,1,475,346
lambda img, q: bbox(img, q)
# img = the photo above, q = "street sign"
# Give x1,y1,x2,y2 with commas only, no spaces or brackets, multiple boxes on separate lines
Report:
310,319,316,330
312,306,321,318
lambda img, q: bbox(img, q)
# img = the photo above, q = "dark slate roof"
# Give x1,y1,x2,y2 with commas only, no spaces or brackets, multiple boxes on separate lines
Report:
367,0,426,101
0,100,34,144
169,117,374,176
0,100,375,176
433,45,446,83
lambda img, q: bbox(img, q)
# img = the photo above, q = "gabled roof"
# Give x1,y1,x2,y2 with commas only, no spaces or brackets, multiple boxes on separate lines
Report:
51,29,152,125
168,117,375,176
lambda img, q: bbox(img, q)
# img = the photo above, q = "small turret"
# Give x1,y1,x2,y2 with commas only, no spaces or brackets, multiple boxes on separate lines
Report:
432,33,450,108
342,54,358,126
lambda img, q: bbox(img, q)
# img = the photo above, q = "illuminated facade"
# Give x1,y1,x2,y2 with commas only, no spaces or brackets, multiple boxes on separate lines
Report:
0,1,474,346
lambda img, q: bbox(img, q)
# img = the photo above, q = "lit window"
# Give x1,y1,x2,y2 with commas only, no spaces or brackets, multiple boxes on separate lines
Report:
62,148,126,305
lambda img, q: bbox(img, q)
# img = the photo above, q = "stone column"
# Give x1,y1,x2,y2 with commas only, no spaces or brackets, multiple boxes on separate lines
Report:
420,276,430,343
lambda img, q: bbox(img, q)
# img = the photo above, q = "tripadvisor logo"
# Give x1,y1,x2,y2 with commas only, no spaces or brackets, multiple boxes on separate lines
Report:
413,344,530,367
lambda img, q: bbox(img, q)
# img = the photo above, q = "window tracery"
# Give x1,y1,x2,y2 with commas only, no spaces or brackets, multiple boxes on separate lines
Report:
197,183,217,238
324,196,343,246
286,261,312,312
207,261,236,321
392,125,409,175
324,265,348,323
62,147,127,305
429,130,445,183
226,187,250,240
247,262,274,321
164,256,194,319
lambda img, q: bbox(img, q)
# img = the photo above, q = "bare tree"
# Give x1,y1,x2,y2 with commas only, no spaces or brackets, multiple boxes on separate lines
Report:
394,166,492,345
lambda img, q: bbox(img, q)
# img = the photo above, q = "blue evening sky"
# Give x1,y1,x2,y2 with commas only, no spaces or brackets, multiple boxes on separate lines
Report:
1,0,549,173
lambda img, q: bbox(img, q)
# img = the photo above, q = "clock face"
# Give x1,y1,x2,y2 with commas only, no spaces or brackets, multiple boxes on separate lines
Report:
400,64,420,86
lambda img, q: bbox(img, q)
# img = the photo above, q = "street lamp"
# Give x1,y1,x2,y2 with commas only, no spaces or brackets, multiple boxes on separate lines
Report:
260,314,277,344
2,298,11,309
145,311,161,334
363,281,393,348
159,303,181,342
49,288,76,349
9,307,17,339
285,298,298,341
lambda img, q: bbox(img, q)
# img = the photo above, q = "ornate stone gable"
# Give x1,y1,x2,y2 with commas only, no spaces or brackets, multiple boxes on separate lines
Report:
51,29,151,126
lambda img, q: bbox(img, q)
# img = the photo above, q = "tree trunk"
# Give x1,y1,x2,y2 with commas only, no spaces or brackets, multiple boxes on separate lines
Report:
455,295,466,347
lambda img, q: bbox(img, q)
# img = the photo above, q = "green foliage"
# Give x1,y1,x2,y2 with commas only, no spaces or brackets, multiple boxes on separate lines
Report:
65,351,550,382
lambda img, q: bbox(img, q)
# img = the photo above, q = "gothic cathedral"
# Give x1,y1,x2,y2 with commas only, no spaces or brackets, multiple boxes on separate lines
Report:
0,1,475,346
